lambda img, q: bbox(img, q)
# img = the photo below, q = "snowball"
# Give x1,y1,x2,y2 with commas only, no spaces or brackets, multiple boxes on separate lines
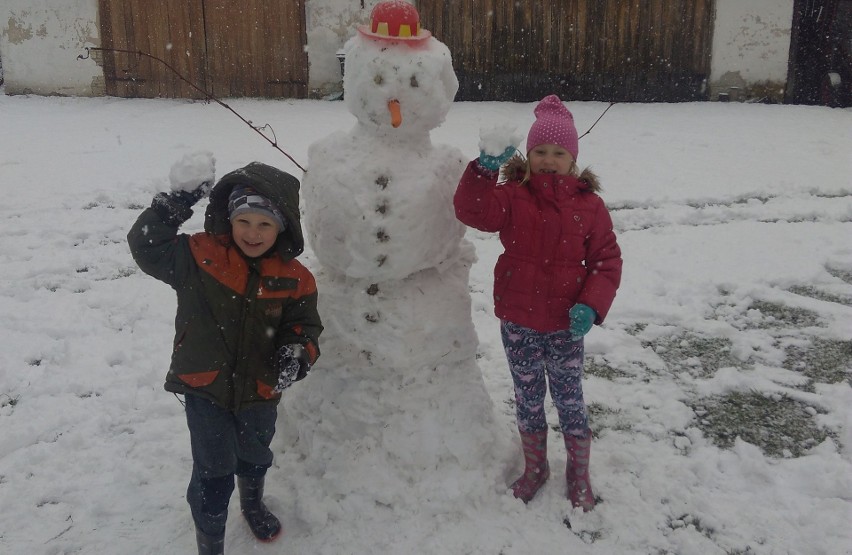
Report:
478,124,523,156
168,151,215,192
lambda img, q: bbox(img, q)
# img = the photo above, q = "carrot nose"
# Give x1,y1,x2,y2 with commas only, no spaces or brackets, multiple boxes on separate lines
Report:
388,99,402,128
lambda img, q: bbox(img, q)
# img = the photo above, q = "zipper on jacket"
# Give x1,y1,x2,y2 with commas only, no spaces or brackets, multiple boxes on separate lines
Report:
231,261,262,412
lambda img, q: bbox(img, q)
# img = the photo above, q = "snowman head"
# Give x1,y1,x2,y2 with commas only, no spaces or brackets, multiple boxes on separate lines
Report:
343,2,458,137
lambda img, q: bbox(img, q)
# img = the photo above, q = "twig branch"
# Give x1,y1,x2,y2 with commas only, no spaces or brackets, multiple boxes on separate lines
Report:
578,102,616,141
78,47,306,173
44,515,74,543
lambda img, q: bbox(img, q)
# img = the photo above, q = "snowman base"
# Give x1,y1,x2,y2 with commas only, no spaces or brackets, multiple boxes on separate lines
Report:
280,255,509,520
279,353,512,534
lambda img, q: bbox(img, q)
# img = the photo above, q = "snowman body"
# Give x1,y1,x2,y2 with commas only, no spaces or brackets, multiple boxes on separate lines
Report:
304,127,466,282
286,15,507,515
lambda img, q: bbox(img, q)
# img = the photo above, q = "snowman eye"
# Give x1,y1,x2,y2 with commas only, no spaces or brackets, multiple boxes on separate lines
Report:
410,75,419,88
374,74,384,85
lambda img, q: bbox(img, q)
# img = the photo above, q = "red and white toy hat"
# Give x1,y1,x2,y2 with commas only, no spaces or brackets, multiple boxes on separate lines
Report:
358,0,432,43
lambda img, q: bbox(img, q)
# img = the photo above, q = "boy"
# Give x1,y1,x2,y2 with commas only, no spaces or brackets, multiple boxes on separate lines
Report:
127,154,322,554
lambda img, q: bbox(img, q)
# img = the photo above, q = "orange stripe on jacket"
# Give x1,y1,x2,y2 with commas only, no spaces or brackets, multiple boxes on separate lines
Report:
188,233,317,299
178,370,219,387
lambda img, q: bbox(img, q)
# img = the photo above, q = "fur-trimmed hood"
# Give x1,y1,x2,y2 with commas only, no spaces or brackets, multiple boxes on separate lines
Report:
500,154,601,193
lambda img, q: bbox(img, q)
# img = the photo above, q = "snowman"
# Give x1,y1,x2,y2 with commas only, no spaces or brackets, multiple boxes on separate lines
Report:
282,0,507,518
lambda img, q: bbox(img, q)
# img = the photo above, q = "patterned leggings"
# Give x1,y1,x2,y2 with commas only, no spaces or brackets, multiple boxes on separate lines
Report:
500,320,589,438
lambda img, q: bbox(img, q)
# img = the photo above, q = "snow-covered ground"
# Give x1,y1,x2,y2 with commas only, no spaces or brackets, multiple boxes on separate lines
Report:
0,94,850,554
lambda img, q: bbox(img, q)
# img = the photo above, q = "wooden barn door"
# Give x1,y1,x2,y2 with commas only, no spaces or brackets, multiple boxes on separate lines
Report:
203,1,308,98
99,0,207,98
99,0,308,98
418,0,715,102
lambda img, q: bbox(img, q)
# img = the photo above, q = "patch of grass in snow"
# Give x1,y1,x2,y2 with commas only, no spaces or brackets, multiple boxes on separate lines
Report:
624,322,647,336
746,300,821,329
727,547,758,555
666,513,715,540
788,284,852,307
826,264,852,285
570,527,603,544
644,333,742,379
783,338,852,386
1,393,20,412
113,267,136,279
587,403,633,437
690,391,834,458
585,357,632,380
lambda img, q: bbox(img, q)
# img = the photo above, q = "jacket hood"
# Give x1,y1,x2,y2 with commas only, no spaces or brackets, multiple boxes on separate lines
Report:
501,154,601,193
205,162,305,259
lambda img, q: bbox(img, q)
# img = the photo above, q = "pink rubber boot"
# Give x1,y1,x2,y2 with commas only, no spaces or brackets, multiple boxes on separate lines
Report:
564,434,596,511
510,429,550,503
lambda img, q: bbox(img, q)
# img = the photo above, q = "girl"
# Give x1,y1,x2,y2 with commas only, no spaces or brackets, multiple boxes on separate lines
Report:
454,95,622,510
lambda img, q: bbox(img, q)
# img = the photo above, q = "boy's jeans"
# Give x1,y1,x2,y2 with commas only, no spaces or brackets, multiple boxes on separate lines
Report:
184,394,277,534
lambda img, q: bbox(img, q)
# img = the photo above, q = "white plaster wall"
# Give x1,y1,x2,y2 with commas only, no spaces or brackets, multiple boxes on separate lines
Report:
0,0,101,95
710,0,795,97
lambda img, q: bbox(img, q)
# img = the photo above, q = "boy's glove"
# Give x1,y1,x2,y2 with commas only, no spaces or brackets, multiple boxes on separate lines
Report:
273,344,312,393
151,185,211,227
151,151,216,226
568,303,597,340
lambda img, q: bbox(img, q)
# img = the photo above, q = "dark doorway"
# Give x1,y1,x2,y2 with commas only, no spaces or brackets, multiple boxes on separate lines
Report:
787,0,852,106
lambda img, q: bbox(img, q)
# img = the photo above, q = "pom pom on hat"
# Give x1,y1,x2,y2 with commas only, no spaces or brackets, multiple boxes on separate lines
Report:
228,186,286,233
525,95,579,161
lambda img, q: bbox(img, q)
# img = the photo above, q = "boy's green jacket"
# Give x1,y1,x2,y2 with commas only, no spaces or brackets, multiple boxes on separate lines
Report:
127,162,322,411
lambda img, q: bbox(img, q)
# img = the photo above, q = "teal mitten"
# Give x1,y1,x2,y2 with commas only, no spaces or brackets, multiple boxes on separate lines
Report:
568,303,597,340
477,146,516,171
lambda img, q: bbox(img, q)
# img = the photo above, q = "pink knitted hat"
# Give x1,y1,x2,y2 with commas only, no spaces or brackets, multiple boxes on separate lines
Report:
525,95,579,161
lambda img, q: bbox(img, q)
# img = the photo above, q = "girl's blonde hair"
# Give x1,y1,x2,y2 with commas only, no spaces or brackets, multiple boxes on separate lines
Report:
520,158,579,185
500,154,600,193
501,154,579,185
